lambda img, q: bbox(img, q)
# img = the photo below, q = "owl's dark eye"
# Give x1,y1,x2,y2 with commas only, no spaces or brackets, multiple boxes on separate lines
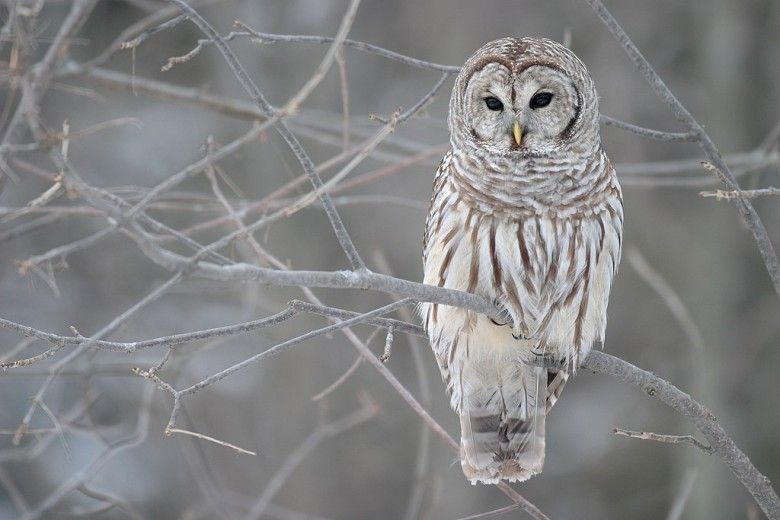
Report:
484,97,504,111
530,92,553,109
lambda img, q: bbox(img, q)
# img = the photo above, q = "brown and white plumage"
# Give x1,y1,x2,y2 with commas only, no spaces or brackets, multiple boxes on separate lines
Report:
422,38,623,484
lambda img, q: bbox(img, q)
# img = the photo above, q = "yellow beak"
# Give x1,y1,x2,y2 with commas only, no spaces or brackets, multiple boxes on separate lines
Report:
513,121,523,146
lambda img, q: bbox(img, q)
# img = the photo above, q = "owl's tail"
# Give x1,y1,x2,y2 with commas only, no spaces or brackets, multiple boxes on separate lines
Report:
458,364,548,484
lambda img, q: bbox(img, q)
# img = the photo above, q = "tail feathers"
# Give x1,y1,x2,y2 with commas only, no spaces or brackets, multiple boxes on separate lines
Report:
459,365,546,484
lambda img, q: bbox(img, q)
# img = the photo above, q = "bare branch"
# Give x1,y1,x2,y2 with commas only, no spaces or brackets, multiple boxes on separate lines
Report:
627,247,706,388
586,0,780,300
129,238,500,318
584,351,779,519
380,325,394,362
17,226,116,275
282,110,400,217
216,23,460,73
0,308,297,357
613,427,713,454
87,0,220,67
0,466,30,515
700,187,780,200
335,48,350,151
177,299,415,396
166,427,257,456
1,0,98,140
457,503,522,520
10,273,183,445
601,114,696,142
120,14,187,51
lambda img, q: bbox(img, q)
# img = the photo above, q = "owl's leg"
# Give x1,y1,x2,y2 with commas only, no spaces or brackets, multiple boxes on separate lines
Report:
511,330,532,340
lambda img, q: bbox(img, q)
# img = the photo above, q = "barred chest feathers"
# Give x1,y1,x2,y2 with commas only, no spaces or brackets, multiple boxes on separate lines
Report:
422,150,623,394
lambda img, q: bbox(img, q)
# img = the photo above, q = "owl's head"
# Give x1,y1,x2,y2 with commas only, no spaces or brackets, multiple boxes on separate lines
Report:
449,38,600,157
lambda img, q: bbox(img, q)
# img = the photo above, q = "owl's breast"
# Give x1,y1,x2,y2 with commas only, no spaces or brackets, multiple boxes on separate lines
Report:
423,175,622,365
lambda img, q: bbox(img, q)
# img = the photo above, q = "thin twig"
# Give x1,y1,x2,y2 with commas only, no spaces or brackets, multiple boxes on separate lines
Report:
166,427,256,456
700,187,780,200
335,48,350,151
209,24,460,73
0,308,297,357
601,114,696,142
380,325,394,362
613,428,713,454
456,503,522,520
120,14,187,50
10,274,183,445
177,299,416,396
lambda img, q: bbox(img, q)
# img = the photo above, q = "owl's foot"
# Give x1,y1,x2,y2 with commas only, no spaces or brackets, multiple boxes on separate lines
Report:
512,323,532,341
489,299,512,327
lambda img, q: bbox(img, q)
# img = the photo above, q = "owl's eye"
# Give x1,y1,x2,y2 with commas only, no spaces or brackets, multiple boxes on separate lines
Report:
530,92,553,109
484,97,504,111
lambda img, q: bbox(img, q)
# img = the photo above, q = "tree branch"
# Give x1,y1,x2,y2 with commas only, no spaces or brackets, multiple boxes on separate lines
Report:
585,0,780,300
583,351,779,519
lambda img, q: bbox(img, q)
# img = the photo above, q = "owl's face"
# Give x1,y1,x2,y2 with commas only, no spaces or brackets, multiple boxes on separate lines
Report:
449,38,600,161
464,64,579,154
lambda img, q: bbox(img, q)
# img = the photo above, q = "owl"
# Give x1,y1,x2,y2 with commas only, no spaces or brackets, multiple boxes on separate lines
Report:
422,38,623,484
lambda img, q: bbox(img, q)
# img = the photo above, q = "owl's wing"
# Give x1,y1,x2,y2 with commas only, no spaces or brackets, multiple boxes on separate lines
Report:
422,151,453,262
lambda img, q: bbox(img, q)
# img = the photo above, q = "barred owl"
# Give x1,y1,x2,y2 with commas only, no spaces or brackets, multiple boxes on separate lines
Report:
422,38,623,484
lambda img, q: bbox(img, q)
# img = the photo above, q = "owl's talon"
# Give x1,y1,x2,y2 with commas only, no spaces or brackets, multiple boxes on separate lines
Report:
489,299,512,327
